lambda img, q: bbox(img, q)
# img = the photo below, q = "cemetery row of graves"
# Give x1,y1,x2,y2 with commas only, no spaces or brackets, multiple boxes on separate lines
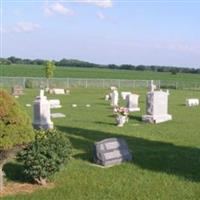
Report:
0,82,200,199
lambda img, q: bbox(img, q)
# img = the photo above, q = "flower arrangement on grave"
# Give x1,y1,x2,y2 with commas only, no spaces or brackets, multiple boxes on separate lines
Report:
115,107,129,127
116,107,129,116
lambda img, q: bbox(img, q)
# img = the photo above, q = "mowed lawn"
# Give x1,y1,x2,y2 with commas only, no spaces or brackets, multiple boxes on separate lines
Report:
1,64,200,82
2,87,200,200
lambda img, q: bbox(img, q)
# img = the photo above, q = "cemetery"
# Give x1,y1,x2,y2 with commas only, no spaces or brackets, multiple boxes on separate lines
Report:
0,82,200,199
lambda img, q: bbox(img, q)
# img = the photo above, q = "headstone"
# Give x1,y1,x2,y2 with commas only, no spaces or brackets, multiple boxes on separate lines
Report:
49,88,65,95
121,92,131,100
65,89,70,95
186,98,199,107
32,90,54,130
111,89,119,107
51,113,66,118
94,138,132,166
49,99,62,109
126,94,140,112
148,80,156,92
11,85,23,96
110,86,117,91
105,94,111,101
142,90,172,123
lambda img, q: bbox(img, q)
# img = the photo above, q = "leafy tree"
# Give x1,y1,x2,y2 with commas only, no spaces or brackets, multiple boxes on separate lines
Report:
0,89,34,191
17,129,72,185
44,60,55,88
0,58,11,65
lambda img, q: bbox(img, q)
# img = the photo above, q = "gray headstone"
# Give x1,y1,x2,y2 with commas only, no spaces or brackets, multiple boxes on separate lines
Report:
142,90,172,123
94,138,132,166
11,85,23,96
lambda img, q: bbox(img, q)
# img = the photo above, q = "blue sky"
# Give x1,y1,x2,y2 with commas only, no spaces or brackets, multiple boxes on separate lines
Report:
2,0,200,68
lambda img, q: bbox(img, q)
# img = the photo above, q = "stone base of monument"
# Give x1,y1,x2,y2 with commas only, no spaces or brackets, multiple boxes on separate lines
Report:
51,113,66,118
94,138,132,167
128,107,140,112
142,114,172,124
33,122,54,130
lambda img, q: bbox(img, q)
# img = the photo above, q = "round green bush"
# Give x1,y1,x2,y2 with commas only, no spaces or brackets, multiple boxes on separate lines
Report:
0,89,34,149
17,129,72,185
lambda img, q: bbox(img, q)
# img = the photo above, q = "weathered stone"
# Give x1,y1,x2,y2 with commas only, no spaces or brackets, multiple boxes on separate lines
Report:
94,138,132,166
11,85,23,96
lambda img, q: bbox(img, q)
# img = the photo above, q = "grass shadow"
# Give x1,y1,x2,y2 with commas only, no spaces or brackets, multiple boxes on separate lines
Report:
3,162,31,183
57,125,200,183
94,121,116,126
129,115,143,122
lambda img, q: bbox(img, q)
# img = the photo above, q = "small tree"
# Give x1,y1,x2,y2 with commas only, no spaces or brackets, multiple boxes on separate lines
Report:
44,60,55,89
17,129,72,186
0,89,34,191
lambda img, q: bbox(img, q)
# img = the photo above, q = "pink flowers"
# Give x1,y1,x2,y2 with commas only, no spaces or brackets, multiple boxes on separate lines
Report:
116,107,129,116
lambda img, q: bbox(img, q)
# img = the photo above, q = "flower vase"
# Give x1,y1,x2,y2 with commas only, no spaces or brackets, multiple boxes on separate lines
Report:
116,115,126,127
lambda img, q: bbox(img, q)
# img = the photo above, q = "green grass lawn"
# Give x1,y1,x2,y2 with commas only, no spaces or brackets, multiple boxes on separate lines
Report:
1,64,200,82
2,87,200,199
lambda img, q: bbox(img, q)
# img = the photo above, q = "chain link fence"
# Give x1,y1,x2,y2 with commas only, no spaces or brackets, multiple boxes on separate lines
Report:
0,76,200,90
0,77,161,89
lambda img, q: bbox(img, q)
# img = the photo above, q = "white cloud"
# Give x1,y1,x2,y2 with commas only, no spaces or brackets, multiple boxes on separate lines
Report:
44,2,74,17
96,11,106,20
14,22,40,33
79,0,113,8
44,7,53,16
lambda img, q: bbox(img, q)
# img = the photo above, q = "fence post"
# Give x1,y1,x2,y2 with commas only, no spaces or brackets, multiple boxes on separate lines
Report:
146,80,149,88
118,80,121,88
86,79,88,88
23,77,26,88
132,80,135,88
67,78,69,88
158,80,161,89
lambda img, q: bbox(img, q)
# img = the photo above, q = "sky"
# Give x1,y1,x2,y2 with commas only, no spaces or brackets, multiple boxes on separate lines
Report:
1,0,200,68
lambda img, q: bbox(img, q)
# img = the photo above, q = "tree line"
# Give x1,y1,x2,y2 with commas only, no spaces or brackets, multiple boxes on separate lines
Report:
1,56,200,75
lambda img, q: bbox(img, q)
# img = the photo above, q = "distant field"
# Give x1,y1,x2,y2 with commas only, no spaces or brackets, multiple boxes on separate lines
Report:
1,64,200,82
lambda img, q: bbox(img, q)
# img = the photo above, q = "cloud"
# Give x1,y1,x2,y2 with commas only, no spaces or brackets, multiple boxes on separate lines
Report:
96,11,106,20
44,2,74,17
14,22,40,33
79,0,113,8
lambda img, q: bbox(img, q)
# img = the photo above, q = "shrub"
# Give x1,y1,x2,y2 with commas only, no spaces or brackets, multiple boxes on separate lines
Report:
25,79,34,89
0,89,34,150
0,89,34,191
17,129,72,185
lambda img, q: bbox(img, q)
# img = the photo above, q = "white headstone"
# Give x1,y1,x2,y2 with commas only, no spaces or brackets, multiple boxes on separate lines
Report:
121,92,131,100
111,89,119,107
33,90,54,130
49,99,62,109
50,88,65,95
186,98,199,107
142,90,172,123
126,94,140,112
